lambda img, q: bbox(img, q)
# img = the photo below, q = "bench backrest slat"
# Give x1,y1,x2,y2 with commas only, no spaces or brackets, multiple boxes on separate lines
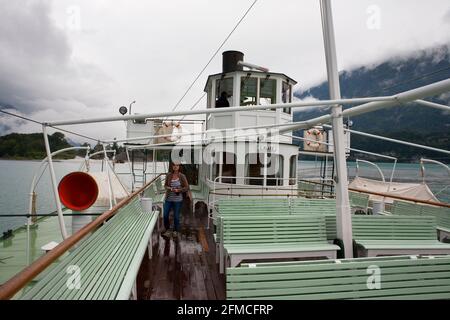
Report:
221,215,328,244
21,199,155,300
226,256,450,300
352,215,437,240
392,200,450,231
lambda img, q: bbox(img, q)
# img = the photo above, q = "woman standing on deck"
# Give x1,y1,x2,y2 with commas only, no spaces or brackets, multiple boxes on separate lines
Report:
162,162,189,239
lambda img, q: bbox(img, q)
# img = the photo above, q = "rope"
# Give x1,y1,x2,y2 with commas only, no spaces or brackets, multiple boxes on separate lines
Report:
0,108,101,143
170,0,259,113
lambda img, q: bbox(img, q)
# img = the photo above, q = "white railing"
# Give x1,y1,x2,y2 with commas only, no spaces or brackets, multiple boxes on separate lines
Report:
209,175,298,208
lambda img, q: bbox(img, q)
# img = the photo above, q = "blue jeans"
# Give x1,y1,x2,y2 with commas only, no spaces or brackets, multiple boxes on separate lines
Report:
163,200,182,231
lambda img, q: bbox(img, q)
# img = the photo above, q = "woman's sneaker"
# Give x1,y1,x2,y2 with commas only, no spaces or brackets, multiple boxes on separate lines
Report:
162,230,172,238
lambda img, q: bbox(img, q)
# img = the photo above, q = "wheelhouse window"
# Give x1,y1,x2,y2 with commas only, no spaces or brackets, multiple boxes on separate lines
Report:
289,155,297,185
240,76,257,106
282,81,292,114
260,78,276,105
216,77,233,106
245,153,264,185
213,152,236,184
245,153,283,186
266,154,283,186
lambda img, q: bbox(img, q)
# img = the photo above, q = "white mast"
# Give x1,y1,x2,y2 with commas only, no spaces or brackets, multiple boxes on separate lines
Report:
320,0,353,257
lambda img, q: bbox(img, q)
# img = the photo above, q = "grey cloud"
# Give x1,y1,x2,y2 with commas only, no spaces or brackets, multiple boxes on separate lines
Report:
0,0,113,127
443,8,450,23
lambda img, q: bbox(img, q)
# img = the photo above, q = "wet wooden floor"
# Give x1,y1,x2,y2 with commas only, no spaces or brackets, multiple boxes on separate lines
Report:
136,201,226,300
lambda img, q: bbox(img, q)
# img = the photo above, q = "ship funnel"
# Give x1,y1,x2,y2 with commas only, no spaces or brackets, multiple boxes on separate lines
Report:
58,172,99,211
222,50,244,73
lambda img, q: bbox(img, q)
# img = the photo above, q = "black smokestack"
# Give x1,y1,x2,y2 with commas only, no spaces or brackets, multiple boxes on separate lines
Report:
222,50,244,73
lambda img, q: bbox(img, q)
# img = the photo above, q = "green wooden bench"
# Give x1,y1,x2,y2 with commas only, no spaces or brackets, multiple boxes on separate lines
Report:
349,191,370,213
290,198,337,241
390,200,450,241
291,198,336,214
226,255,450,299
352,215,450,257
215,198,338,251
298,181,318,197
391,200,423,215
219,215,339,274
214,199,291,264
19,198,159,300
218,198,290,215
424,205,450,241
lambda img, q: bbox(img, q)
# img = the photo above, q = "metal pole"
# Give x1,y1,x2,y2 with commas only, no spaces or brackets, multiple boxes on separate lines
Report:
42,125,68,239
126,147,134,192
279,78,450,135
103,144,115,208
356,159,386,182
320,0,353,257
420,158,450,174
328,125,450,156
48,96,395,126
415,99,450,112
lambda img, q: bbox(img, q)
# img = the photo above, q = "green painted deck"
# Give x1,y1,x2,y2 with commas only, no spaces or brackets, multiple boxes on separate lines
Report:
0,214,72,286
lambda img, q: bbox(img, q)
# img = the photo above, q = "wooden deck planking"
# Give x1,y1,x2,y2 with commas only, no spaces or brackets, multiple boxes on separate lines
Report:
137,201,226,300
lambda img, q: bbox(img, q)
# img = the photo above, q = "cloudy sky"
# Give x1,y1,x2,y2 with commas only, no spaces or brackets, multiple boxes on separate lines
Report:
0,0,449,142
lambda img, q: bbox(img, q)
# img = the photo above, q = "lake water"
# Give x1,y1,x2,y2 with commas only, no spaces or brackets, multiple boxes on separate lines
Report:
0,159,449,233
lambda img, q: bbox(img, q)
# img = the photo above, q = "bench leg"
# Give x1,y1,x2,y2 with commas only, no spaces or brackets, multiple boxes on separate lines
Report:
219,246,224,274
148,237,153,260
131,281,137,300
215,243,219,264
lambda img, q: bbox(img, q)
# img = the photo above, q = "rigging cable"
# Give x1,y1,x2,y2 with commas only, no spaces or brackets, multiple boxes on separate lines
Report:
170,0,258,113
0,108,101,143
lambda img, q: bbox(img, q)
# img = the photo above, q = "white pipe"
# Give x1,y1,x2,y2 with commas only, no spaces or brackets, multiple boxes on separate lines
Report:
237,60,269,72
106,119,304,144
324,125,450,155
387,159,398,193
28,146,90,226
125,147,134,192
42,125,68,239
415,100,450,112
320,0,353,258
286,134,397,160
88,150,116,159
343,79,450,118
279,78,450,135
420,158,450,174
126,129,283,151
105,159,131,195
103,144,115,208
356,159,386,183
48,96,395,126
420,158,450,184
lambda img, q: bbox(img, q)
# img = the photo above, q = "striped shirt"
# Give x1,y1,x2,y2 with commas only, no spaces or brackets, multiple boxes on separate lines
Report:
166,178,183,202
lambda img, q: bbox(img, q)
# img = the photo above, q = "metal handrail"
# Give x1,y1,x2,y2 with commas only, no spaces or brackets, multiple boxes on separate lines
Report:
420,158,450,183
210,175,298,205
348,187,450,209
0,173,162,300
356,159,385,182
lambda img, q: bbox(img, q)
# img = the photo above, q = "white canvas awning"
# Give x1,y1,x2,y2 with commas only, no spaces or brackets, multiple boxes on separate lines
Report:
349,176,439,204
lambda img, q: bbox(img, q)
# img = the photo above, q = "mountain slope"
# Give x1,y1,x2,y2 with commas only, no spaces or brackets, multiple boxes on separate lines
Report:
294,45,450,133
